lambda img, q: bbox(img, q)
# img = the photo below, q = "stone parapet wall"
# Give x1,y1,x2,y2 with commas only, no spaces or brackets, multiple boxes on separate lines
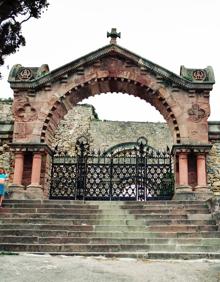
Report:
0,145,11,171
0,98,13,121
0,99,13,172
207,142,220,194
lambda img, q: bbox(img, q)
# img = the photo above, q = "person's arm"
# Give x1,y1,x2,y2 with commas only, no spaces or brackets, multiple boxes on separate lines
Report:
5,173,9,182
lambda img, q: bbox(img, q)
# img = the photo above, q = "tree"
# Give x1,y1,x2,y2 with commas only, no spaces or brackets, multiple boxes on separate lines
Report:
0,0,49,67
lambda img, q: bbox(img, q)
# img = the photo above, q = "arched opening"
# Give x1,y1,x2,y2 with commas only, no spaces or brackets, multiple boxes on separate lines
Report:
79,93,165,122
52,93,172,154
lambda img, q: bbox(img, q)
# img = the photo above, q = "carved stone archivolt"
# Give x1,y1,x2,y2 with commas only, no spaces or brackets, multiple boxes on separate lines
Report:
188,104,206,123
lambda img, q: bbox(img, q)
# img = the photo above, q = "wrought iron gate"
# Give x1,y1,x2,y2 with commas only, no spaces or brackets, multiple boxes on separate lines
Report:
50,137,174,200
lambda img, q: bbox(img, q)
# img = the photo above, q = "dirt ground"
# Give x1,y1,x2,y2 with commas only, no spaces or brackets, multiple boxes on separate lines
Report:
0,254,220,282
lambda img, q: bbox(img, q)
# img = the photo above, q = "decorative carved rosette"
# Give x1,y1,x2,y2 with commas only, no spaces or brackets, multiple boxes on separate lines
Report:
188,104,206,123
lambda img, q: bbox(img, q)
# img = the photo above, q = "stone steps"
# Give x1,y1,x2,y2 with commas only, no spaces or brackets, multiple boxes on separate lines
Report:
0,208,210,215
0,213,190,220
3,203,208,209
0,223,217,232
0,230,219,238
1,236,220,245
0,218,215,226
128,209,210,214
0,199,219,259
2,203,209,210
4,200,207,205
1,243,220,253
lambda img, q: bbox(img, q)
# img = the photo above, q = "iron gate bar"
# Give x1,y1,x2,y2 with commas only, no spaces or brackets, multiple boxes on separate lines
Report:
50,137,174,200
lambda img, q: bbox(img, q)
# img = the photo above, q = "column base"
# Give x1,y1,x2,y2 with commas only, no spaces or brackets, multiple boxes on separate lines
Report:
194,185,210,193
173,185,213,201
6,184,26,200
175,185,192,193
6,184,44,200
173,185,192,200
26,185,44,199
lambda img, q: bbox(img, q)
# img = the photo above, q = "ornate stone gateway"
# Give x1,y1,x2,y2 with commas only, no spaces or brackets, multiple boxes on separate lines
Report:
50,137,174,200
7,29,215,200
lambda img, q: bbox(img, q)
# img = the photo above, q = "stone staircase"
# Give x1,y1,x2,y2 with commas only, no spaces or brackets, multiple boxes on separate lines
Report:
0,200,220,259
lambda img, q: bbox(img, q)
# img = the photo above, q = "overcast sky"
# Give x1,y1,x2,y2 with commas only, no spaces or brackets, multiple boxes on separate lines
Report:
0,0,219,122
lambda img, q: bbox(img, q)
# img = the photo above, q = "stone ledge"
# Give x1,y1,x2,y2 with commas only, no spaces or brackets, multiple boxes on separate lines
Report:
173,191,213,201
6,184,44,200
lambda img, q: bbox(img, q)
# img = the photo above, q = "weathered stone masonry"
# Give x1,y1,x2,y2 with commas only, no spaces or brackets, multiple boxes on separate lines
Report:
207,122,220,195
0,99,13,174
53,104,173,154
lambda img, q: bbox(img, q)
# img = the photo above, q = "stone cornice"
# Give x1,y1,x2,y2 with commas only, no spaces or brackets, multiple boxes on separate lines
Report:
9,143,53,155
172,144,212,154
8,44,215,91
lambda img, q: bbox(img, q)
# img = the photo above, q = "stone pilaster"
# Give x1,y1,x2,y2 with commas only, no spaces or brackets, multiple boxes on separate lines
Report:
172,144,212,200
8,143,52,199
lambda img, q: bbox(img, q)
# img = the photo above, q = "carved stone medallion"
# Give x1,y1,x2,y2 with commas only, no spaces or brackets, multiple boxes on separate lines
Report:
192,70,206,81
16,103,38,122
17,68,33,80
188,104,206,122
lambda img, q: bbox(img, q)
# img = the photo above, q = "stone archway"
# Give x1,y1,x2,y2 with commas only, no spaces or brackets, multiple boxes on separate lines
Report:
8,29,215,199
40,76,181,146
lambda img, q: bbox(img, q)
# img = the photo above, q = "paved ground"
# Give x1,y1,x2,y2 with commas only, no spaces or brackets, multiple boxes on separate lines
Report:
0,254,220,282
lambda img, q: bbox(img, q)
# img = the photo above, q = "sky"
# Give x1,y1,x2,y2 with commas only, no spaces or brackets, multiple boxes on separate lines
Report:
0,0,219,122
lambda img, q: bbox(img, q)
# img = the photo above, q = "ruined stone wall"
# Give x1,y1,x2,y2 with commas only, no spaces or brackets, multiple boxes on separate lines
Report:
52,105,96,155
52,105,173,155
207,142,220,193
0,99,13,172
89,120,172,152
0,98,13,121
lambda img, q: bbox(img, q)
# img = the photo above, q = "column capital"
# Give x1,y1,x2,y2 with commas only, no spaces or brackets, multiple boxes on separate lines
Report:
32,152,43,158
197,154,206,160
172,144,212,155
179,152,188,159
14,152,25,157
9,143,53,155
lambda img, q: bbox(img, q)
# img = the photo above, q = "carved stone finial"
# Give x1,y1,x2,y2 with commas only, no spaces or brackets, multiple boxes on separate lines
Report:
107,28,121,44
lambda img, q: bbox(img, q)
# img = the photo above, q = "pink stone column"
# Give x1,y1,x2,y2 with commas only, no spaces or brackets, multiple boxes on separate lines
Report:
13,152,24,186
30,153,42,186
196,154,207,187
179,153,189,186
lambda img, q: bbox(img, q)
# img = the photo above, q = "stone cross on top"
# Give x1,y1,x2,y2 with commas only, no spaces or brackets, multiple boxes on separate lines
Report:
107,28,121,44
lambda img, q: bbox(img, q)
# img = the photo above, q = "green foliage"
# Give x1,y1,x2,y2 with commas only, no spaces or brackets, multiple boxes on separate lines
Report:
0,0,49,69
0,97,13,103
160,172,175,196
0,252,18,255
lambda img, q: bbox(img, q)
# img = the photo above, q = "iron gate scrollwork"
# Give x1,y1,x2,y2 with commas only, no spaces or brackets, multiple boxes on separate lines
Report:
50,137,174,200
